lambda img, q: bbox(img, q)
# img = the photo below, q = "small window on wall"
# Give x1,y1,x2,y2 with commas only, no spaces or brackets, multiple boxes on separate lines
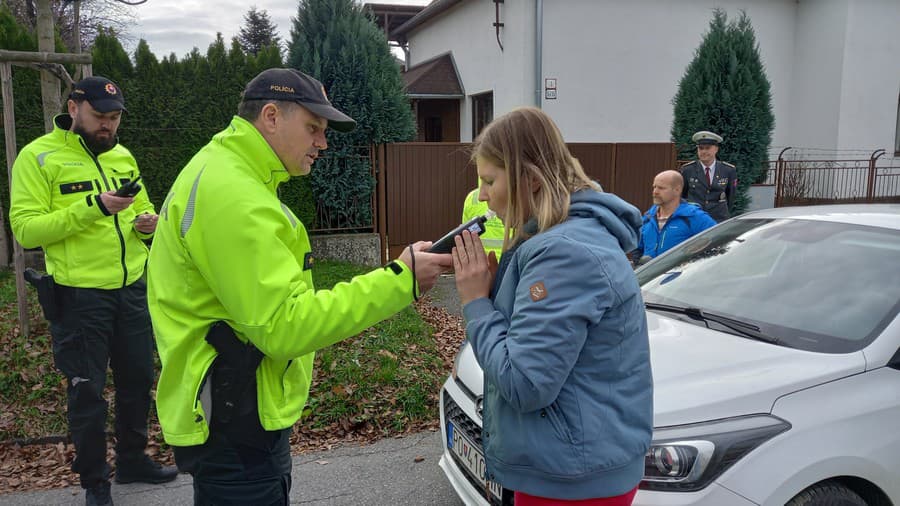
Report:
472,91,493,139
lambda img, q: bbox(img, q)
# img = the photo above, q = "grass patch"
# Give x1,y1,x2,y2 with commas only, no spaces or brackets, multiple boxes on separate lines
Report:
0,269,18,305
0,277,69,440
304,260,445,434
0,259,447,441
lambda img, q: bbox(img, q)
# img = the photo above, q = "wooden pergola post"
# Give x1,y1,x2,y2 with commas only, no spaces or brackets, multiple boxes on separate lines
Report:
0,49,92,337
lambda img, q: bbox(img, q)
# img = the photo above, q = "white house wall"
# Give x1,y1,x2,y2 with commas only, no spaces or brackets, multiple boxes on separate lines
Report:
787,0,848,154
406,0,898,153
407,1,536,142
540,0,796,144
836,0,900,154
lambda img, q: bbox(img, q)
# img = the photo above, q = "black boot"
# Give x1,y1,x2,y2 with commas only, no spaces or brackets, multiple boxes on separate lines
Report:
114,454,178,484
85,481,113,506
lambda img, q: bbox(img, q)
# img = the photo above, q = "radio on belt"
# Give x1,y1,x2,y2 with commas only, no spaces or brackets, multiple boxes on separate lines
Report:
427,210,497,254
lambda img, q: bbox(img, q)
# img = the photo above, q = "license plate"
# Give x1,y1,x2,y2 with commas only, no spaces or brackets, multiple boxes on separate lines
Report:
448,423,503,501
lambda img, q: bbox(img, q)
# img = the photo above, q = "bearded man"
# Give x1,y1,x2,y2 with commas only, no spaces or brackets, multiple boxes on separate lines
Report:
10,76,176,506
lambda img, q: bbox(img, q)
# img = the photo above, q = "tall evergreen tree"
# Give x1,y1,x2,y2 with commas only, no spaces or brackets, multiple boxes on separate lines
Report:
238,5,281,57
288,0,415,230
671,9,774,214
91,27,134,85
0,5,42,260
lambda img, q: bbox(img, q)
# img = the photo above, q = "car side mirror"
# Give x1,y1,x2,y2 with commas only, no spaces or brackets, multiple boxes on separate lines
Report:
888,347,900,370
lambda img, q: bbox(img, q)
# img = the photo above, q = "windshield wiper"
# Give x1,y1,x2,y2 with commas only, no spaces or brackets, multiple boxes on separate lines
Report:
644,302,779,344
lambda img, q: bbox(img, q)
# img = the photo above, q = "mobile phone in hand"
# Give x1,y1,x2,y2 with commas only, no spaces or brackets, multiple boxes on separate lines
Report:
114,176,143,197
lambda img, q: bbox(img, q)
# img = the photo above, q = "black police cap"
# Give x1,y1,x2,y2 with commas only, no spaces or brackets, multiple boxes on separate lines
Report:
242,68,356,133
70,76,126,113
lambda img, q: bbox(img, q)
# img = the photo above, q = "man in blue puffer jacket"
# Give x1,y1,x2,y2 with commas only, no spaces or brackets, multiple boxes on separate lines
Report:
638,170,717,260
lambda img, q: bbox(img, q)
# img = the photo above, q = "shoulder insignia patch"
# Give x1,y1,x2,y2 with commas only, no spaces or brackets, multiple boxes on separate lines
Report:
721,161,735,167
680,161,694,167
59,180,94,194
530,281,547,302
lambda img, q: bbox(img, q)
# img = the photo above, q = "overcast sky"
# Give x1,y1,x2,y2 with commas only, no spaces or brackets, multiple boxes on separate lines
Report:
126,0,431,59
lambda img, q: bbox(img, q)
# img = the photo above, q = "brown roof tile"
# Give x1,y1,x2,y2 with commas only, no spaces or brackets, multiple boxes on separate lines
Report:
402,53,463,97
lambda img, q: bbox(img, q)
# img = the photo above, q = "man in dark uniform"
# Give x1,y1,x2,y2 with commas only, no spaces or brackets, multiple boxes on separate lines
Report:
680,130,737,222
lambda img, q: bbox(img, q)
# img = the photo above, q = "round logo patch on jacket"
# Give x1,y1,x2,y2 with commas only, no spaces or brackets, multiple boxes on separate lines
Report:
530,281,547,302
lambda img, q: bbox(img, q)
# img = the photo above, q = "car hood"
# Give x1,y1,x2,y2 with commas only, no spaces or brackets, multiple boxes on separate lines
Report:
453,311,867,427
646,311,865,426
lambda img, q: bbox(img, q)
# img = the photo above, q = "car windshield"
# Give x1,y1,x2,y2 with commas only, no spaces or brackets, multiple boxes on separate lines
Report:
637,218,900,353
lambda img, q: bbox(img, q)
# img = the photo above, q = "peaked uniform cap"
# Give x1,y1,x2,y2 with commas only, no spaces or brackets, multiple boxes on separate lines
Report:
242,68,356,133
692,130,723,145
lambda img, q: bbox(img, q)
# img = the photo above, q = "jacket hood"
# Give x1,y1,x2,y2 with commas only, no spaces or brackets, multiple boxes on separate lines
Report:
54,114,74,131
672,200,706,218
644,200,706,221
212,116,291,191
569,189,641,252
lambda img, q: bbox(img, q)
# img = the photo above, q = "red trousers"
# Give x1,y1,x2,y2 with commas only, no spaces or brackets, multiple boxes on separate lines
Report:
513,486,638,506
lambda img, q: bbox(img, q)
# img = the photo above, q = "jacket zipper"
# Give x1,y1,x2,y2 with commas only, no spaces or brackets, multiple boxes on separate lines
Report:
82,139,129,287
654,214,669,256
656,228,667,257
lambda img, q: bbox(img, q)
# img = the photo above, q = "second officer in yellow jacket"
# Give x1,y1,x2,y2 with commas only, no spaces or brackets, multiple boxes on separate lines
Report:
462,181,506,260
10,76,176,506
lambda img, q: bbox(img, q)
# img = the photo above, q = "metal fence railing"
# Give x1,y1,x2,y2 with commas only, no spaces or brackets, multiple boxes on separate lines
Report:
771,148,900,207
308,146,376,234
757,166,777,186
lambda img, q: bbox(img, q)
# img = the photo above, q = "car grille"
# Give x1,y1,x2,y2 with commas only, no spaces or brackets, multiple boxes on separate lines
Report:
443,390,514,506
445,387,483,445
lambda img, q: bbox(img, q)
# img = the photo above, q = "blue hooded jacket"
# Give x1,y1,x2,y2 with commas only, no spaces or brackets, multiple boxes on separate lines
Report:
639,201,717,259
463,189,653,500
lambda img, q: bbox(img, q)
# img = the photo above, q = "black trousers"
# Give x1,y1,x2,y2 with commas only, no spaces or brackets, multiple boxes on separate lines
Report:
49,280,154,489
173,406,292,506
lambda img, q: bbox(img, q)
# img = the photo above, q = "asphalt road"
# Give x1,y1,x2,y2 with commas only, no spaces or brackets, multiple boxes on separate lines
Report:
0,430,465,506
425,274,463,318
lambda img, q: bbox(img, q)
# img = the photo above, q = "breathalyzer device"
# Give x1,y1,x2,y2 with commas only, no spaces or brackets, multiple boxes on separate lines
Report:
427,210,497,254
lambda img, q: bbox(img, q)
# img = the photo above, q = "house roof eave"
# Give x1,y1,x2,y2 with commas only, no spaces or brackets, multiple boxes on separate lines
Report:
407,94,465,99
394,0,466,40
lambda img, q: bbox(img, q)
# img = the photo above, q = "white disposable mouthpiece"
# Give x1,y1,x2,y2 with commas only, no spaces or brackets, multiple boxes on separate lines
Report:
484,210,497,220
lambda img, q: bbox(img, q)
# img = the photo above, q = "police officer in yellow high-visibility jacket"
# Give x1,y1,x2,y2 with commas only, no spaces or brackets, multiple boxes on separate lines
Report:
462,183,505,260
10,76,177,506
147,68,453,505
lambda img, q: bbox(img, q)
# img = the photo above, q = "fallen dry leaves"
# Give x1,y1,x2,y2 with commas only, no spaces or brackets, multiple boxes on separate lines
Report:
0,298,466,495
284,298,465,456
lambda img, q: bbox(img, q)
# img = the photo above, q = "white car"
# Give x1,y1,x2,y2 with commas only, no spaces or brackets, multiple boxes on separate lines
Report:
438,204,900,506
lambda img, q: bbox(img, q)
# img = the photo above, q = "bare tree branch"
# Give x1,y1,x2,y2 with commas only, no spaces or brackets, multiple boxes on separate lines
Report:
4,0,137,51
30,62,75,88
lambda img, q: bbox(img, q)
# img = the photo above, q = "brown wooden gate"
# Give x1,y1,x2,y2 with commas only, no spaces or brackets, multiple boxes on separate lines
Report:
375,142,675,263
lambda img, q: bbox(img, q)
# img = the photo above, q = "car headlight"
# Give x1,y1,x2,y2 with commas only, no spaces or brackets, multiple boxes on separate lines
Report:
640,414,790,492
451,341,468,381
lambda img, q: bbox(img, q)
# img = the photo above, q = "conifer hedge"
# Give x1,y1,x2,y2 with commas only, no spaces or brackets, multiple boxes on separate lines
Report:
289,0,415,230
1,2,413,251
671,9,775,214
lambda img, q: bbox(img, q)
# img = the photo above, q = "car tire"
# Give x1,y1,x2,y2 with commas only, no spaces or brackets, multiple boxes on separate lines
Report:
786,482,867,506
